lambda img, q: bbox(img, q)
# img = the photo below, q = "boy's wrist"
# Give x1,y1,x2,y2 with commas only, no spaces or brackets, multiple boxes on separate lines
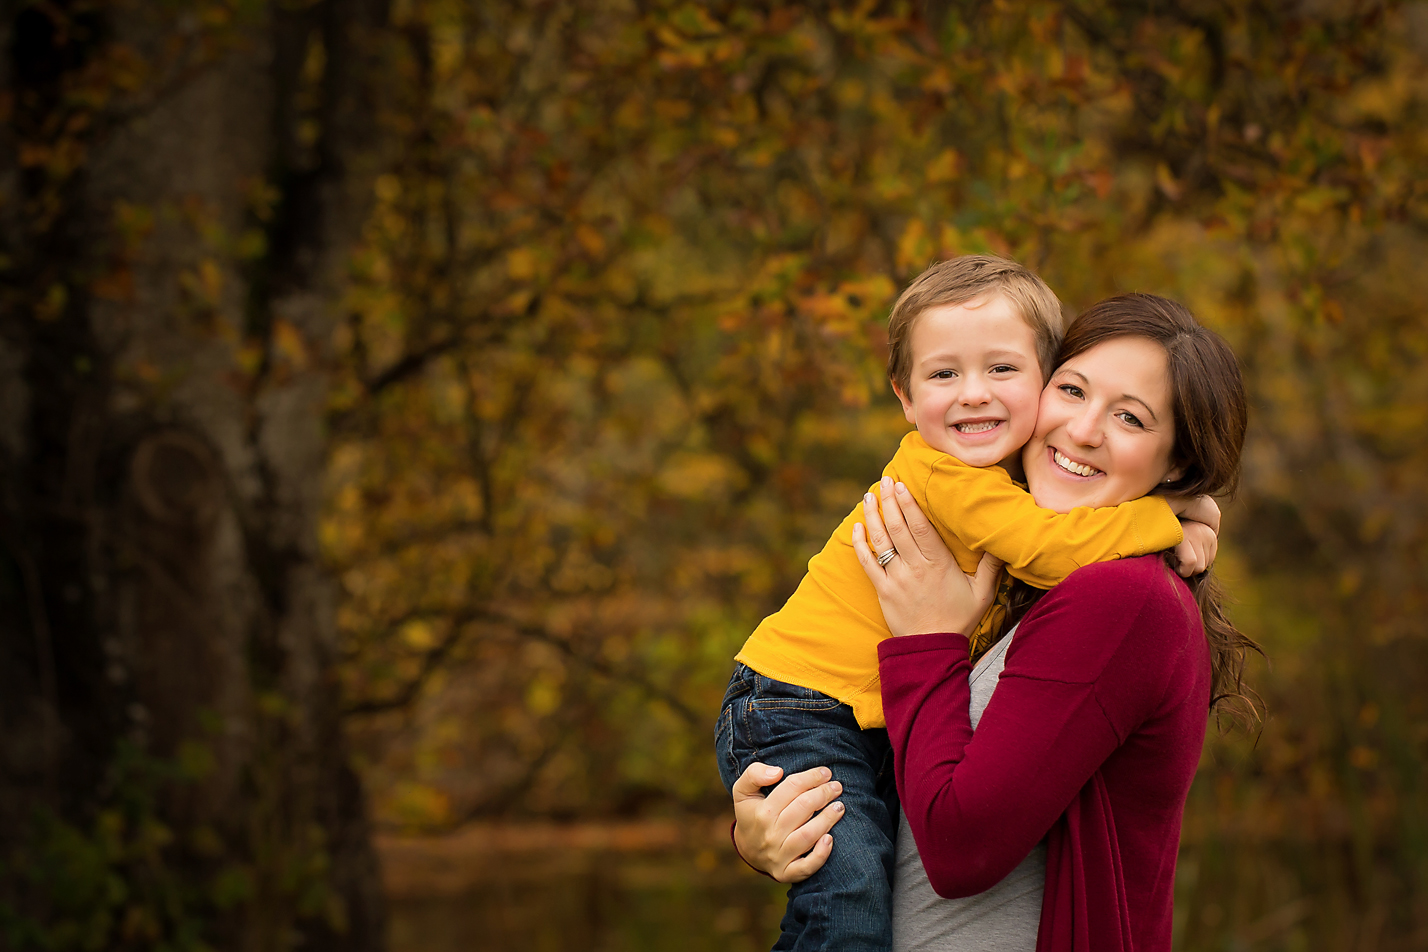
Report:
1178,494,1222,533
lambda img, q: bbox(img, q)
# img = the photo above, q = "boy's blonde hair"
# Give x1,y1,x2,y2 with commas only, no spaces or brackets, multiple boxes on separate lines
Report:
887,255,1065,396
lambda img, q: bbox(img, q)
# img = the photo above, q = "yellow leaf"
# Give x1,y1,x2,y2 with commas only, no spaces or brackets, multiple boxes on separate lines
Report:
507,247,538,281
575,224,606,257
896,219,932,274
272,318,309,370
374,174,402,203
526,676,562,716
925,148,962,184
36,282,67,321
198,258,224,304
1155,162,1183,201
401,619,435,651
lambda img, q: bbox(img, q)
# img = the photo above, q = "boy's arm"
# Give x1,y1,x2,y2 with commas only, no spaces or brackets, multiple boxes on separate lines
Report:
921,459,1184,589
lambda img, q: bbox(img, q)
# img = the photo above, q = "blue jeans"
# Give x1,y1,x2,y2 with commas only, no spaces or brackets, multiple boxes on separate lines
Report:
716,664,898,952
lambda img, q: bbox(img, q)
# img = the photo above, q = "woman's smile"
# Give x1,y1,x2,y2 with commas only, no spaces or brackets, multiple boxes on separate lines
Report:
1049,447,1103,479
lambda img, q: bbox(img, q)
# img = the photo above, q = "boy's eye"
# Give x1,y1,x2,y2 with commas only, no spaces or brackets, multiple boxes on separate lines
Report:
1117,410,1144,428
932,370,957,380
990,364,1017,374
1058,383,1085,399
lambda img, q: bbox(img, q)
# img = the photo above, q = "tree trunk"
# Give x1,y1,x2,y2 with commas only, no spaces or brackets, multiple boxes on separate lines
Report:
0,2,389,948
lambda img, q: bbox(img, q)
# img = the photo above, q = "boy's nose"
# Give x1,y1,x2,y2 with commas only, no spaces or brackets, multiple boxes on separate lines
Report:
958,377,992,406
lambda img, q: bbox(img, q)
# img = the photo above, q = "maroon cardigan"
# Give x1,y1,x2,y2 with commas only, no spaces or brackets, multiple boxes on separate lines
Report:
878,556,1210,952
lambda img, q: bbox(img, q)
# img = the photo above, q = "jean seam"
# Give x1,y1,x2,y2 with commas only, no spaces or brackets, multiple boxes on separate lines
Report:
750,698,843,713
740,693,757,763
715,704,737,782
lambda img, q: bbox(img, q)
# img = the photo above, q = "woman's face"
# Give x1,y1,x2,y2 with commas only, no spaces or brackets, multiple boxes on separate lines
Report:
1023,336,1182,514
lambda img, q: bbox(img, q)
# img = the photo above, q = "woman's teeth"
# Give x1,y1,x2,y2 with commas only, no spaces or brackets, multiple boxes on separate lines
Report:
1054,450,1101,477
955,421,1000,434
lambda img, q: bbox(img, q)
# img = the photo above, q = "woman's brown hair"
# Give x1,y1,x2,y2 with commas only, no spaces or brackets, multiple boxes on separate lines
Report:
1004,293,1261,725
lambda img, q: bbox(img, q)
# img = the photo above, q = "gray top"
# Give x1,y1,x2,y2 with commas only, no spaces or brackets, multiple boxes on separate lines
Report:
891,630,1045,952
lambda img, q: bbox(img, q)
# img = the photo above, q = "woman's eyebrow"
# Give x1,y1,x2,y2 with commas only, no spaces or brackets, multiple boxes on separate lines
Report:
1121,394,1159,424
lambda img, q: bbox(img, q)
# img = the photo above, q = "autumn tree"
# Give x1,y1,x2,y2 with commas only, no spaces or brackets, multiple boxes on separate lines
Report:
331,1,1428,948
4,0,1427,949
1,1,392,948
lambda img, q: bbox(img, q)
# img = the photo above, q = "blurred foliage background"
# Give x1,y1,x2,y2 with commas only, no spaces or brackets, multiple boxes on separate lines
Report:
8,0,1428,949
329,1,1428,947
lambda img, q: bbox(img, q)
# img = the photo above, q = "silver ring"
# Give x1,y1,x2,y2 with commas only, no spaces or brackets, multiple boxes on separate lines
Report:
876,548,897,567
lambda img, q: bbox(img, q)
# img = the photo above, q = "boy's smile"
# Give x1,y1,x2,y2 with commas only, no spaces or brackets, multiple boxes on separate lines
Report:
893,294,1044,469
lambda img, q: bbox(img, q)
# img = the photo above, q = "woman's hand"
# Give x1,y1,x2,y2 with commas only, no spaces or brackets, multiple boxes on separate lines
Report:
851,476,1003,636
731,762,845,882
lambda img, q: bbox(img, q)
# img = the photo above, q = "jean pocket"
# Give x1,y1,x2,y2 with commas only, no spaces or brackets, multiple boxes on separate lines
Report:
719,664,754,710
748,674,844,713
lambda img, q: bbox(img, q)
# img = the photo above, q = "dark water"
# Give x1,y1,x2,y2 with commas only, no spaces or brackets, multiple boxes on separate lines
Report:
384,826,787,952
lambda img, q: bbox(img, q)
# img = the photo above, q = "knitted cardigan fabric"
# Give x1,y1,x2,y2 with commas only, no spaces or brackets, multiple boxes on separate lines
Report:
878,556,1210,952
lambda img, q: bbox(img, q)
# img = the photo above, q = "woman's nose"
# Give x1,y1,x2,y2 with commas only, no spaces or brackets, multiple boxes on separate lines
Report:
1063,407,1102,446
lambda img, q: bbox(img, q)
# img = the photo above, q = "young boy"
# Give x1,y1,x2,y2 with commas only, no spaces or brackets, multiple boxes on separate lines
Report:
716,256,1197,951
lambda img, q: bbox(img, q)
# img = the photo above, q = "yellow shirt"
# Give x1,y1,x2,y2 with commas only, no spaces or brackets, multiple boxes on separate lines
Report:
734,431,1185,728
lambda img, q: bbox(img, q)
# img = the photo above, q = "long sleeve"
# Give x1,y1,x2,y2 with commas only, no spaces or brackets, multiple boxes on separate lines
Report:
915,454,1184,590
877,559,1187,899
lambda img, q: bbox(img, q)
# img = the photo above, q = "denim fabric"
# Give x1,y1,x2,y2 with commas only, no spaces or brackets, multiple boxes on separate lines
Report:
716,664,898,952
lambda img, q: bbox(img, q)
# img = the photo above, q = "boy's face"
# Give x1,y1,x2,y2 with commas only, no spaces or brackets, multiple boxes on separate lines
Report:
892,294,1044,468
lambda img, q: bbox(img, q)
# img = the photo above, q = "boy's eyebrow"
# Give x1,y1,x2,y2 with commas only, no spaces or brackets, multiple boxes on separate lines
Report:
918,348,1034,364
1056,369,1161,424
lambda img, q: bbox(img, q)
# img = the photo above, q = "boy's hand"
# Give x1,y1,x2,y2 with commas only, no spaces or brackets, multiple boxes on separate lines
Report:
1173,521,1218,577
1170,495,1221,577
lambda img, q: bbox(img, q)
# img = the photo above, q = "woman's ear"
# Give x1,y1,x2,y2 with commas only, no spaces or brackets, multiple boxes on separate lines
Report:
1162,465,1185,484
891,381,916,425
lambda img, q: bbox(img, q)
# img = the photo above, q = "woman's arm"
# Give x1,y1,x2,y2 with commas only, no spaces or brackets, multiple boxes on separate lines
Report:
858,484,1183,897
878,589,1141,897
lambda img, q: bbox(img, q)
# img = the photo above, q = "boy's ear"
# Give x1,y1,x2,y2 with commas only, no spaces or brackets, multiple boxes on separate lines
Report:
891,380,916,425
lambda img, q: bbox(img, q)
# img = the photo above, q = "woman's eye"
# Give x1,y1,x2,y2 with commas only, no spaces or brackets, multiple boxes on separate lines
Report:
1117,411,1144,428
1058,384,1084,398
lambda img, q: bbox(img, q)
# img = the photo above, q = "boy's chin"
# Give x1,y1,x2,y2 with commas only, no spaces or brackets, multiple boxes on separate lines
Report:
946,443,1014,469
923,427,1025,470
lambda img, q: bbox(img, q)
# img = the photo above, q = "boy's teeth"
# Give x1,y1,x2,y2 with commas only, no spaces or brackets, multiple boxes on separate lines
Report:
1054,450,1101,477
955,421,999,433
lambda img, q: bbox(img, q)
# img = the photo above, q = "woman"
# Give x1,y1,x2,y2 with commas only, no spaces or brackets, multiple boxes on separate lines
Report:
730,294,1257,951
